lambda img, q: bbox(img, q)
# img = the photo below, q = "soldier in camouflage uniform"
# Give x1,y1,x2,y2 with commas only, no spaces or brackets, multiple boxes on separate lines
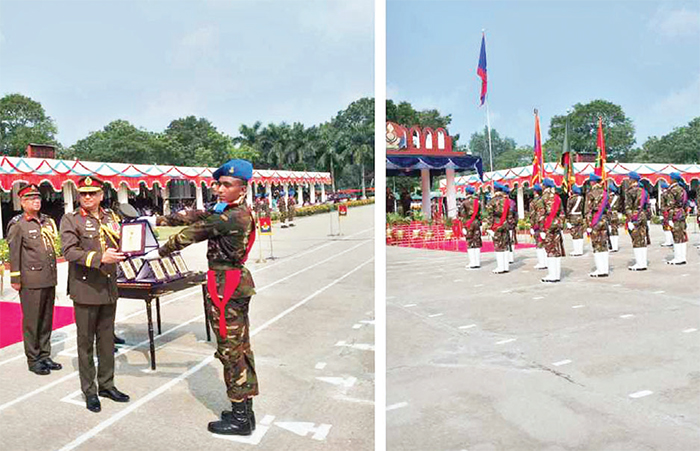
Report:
486,182,511,274
658,180,674,247
584,173,609,277
148,159,258,436
254,193,271,222
665,172,689,265
7,184,61,376
529,184,547,269
625,171,650,271
566,185,585,256
506,187,517,263
459,185,482,269
277,190,288,228
538,178,565,282
287,189,297,227
607,182,622,252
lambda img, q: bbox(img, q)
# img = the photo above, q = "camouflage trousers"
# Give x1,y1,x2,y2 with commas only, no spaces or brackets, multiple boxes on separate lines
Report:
492,227,510,252
628,221,648,248
568,216,585,239
589,220,609,253
464,222,482,248
544,228,565,257
662,217,672,231
608,214,621,236
205,294,259,401
278,207,287,224
672,217,688,243
288,207,295,222
532,228,544,248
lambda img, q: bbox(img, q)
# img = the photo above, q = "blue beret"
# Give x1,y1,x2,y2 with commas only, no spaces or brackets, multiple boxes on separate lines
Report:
279,190,285,195
571,185,581,194
607,182,618,193
670,172,682,181
532,183,542,192
589,173,602,182
503,185,511,194
628,171,640,181
494,182,506,192
289,189,296,196
659,180,669,188
465,186,475,194
212,159,253,181
543,178,555,188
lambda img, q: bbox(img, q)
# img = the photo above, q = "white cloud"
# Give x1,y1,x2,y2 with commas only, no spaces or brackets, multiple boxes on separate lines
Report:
649,7,700,37
296,0,373,42
648,73,700,119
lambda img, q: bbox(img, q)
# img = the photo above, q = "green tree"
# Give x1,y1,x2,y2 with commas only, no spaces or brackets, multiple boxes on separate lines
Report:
331,97,374,196
468,127,521,171
630,117,700,164
0,94,59,156
161,116,234,167
545,100,636,162
67,120,160,164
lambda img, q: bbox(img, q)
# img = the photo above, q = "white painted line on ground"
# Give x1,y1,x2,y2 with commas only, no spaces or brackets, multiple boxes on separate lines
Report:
533,296,544,300
653,290,665,294
552,360,572,367
453,279,463,282
386,401,408,411
501,289,512,294
629,390,653,399
333,394,374,405
403,304,417,308
428,313,443,318
521,270,529,273
386,296,396,300
55,257,374,451
335,341,375,351
315,362,327,370
275,421,332,441
352,324,362,329
474,284,484,287
359,320,374,325
612,284,622,287
683,328,697,333
458,324,477,330
620,314,635,319
681,273,689,277
496,338,516,345
212,415,275,445
572,305,585,309
59,390,84,407
316,376,357,388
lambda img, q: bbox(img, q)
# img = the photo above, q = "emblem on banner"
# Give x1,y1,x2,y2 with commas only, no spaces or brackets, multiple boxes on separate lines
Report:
259,217,272,235
338,204,348,216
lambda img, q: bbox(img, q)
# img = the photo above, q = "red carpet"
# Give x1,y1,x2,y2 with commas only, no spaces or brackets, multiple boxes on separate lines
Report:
391,239,535,253
387,223,535,252
0,302,75,349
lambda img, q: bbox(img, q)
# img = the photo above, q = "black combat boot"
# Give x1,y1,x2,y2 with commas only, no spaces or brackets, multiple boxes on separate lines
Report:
208,401,252,436
220,398,256,430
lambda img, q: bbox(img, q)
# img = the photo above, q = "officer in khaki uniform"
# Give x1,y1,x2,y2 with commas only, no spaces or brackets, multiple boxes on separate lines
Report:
7,184,61,375
60,176,130,413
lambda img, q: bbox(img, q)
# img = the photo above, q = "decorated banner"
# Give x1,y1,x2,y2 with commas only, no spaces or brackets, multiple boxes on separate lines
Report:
338,204,348,216
530,109,544,185
259,217,272,235
477,32,488,106
560,116,575,192
595,116,607,185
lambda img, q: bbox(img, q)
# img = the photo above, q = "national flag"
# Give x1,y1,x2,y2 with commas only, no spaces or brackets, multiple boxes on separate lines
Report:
531,110,544,185
477,33,487,106
594,116,607,184
560,116,575,192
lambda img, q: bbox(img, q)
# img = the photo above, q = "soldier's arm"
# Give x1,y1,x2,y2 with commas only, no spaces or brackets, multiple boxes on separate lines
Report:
156,209,210,227
60,214,103,269
7,220,22,286
158,210,245,257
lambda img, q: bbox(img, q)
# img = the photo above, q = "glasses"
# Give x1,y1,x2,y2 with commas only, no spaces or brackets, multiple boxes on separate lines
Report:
79,191,101,197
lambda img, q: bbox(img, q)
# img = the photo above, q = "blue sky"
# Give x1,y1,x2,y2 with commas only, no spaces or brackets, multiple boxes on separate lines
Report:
388,0,700,150
0,0,373,147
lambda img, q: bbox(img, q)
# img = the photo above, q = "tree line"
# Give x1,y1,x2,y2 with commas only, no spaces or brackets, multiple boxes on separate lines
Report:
0,93,374,191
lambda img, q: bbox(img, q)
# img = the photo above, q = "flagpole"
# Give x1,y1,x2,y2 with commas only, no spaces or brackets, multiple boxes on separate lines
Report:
485,99,494,173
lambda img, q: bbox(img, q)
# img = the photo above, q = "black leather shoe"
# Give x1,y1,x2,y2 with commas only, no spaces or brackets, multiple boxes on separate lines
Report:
221,398,256,430
86,395,101,413
29,363,50,376
98,387,130,403
210,401,252,435
113,335,126,345
42,358,62,371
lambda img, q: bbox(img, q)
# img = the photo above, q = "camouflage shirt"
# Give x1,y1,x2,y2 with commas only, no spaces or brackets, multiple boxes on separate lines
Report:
529,194,545,230
158,203,256,298
584,184,607,226
537,189,564,230
487,192,509,231
459,194,481,226
666,182,688,221
566,193,584,219
624,184,649,223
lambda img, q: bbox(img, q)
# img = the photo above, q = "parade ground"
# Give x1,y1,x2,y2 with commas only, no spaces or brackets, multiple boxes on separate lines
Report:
387,224,700,450
0,205,374,451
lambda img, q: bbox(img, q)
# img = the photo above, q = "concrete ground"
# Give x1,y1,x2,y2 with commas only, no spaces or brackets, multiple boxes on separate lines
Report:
387,223,700,451
0,205,374,451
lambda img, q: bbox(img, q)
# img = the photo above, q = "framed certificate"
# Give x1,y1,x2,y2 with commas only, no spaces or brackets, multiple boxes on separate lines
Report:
173,254,189,274
130,257,143,273
119,260,136,280
120,222,146,255
161,257,178,277
149,259,167,282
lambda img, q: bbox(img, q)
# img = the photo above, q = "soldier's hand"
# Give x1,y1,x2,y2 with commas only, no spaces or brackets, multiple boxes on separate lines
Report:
566,222,572,229
11,283,21,291
529,228,535,235
669,220,674,227
540,232,546,240
102,248,126,264
627,222,635,231
586,228,592,234
487,229,495,238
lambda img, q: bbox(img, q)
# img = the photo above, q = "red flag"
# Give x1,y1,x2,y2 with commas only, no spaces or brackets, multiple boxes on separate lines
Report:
477,33,488,106
531,110,544,185
594,117,607,184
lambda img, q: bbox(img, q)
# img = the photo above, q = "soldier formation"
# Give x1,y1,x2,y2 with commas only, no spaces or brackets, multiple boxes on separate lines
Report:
457,171,693,283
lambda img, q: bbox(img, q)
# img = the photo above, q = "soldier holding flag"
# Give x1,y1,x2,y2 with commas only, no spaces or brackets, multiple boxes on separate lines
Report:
529,184,547,269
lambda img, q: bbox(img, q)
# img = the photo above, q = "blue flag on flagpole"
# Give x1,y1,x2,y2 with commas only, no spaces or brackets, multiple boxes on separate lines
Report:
477,33,487,106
